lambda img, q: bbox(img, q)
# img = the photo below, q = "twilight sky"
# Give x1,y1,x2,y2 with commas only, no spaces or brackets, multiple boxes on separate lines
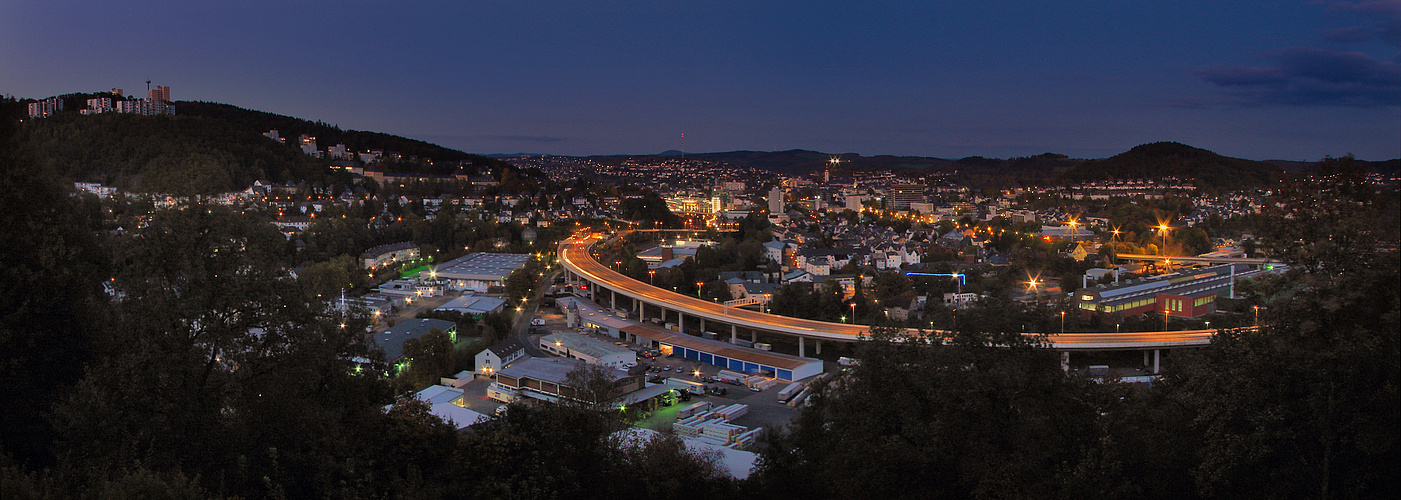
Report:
3,1,1399,160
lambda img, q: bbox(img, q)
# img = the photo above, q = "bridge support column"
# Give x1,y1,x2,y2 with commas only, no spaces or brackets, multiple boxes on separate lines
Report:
1153,349,1161,374
1143,350,1150,368
699,318,706,334
678,312,685,334
1061,352,1070,373
751,331,757,343
798,336,806,357
610,290,615,310
815,339,822,355
731,325,737,343
638,301,645,321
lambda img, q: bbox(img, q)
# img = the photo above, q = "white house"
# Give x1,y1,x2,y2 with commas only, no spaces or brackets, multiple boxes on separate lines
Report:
475,338,527,376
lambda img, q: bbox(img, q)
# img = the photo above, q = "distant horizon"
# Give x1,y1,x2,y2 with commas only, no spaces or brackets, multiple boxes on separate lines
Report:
5,2,1397,163
10,93,1397,164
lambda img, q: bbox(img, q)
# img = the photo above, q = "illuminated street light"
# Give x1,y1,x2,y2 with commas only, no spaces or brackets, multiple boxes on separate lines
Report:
1157,223,1170,256
1060,310,1065,334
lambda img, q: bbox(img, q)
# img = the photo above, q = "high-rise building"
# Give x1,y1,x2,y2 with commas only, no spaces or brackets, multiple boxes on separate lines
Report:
27,97,64,118
768,187,784,214
81,97,114,115
888,184,926,210
149,85,171,103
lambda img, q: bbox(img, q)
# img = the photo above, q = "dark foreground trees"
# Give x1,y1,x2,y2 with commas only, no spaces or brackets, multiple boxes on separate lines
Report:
754,323,1104,499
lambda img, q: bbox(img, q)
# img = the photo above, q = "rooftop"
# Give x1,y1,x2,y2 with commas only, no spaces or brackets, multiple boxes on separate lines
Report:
540,331,634,360
375,318,456,362
435,252,532,281
497,357,629,385
436,295,507,315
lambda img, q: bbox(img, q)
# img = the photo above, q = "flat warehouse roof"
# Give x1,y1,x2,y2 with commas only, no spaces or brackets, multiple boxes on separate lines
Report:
436,295,507,314
622,324,813,371
436,252,532,280
497,357,628,385
540,332,633,359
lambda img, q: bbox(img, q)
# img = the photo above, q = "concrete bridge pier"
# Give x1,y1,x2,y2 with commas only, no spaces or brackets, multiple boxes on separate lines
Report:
799,336,806,357
1061,352,1070,372
731,324,737,343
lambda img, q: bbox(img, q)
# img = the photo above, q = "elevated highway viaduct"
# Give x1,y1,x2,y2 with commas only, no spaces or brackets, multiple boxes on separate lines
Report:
560,233,1235,373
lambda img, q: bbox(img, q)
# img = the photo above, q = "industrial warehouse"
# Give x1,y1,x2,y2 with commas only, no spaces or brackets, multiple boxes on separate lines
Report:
1075,263,1280,321
556,296,825,382
434,252,533,292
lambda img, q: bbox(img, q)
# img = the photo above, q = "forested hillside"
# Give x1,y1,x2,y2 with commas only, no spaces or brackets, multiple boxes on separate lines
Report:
1062,142,1282,189
7,99,512,195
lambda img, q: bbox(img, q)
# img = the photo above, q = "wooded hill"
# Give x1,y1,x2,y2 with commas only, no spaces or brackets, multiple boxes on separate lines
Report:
614,142,1398,192
4,99,512,195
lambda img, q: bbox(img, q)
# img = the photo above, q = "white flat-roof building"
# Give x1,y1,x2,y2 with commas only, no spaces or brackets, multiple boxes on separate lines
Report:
539,332,637,369
491,357,643,404
435,253,532,292
436,294,507,317
385,385,487,430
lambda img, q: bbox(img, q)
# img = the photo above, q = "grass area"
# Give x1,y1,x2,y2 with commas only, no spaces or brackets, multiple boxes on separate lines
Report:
400,264,430,278
631,398,690,431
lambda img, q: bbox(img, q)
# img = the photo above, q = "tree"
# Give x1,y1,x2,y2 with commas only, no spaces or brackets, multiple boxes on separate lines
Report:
562,361,630,413
1165,158,1400,497
615,431,736,498
0,152,107,467
47,202,391,498
755,324,1102,498
397,328,455,391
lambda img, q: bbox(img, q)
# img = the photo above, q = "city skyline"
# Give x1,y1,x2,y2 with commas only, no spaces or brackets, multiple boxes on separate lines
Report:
3,1,1399,161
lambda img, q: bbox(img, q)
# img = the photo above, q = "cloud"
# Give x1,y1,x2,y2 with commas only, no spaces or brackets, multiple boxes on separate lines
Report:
1325,1,1401,46
1195,47,1401,107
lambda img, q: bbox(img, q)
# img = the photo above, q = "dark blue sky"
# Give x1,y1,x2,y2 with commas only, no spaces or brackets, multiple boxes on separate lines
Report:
4,1,1398,160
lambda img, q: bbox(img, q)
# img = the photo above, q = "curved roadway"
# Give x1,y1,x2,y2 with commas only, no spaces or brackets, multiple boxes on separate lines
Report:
560,235,1218,350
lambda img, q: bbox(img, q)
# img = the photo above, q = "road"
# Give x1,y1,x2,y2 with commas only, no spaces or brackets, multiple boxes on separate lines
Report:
507,268,559,358
560,234,1222,350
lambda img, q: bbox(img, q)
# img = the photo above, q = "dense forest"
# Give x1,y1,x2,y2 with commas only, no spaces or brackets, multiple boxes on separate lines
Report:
1,100,1396,497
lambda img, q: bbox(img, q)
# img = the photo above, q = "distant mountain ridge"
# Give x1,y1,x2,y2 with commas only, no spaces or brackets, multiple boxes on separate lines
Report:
577,142,1395,190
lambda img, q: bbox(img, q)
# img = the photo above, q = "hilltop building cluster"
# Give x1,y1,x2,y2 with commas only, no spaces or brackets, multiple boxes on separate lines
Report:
27,84,174,118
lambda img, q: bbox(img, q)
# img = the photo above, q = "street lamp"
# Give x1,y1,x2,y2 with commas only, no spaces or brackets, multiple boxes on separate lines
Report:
1164,308,1170,331
1060,310,1065,334
648,269,656,284
1253,305,1260,328
1158,223,1170,256
696,281,704,298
